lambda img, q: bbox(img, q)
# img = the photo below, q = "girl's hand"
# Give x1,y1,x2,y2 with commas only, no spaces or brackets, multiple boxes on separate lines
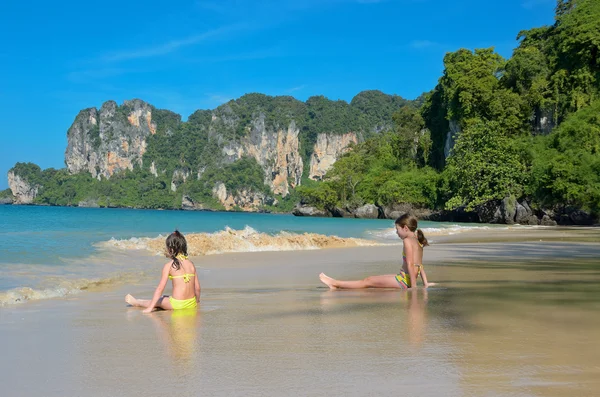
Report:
142,308,154,314
424,282,437,288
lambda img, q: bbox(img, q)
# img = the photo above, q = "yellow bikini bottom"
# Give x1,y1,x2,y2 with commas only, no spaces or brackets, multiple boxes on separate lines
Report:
169,296,198,310
394,266,422,289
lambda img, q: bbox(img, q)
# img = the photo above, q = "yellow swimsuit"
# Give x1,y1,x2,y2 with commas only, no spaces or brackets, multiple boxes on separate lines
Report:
169,295,197,310
168,254,198,310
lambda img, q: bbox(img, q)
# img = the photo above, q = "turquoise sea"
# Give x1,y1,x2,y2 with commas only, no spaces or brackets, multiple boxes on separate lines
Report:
0,205,495,306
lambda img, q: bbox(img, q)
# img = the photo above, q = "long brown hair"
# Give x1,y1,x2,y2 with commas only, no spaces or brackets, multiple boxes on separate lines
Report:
165,230,188,270
395,214,428,247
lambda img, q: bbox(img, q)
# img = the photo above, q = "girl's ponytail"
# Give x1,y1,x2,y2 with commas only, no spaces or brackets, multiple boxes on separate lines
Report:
416,229,429,247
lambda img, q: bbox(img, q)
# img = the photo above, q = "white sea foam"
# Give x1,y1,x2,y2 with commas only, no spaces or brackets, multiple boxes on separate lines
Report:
366,224,512,241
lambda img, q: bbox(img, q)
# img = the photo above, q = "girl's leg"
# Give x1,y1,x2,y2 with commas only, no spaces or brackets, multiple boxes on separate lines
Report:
319,273,400,290
125,294,174,310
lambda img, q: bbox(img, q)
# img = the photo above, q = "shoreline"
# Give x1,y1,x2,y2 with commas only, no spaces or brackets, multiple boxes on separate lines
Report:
3,201,599,227
3,225,600,308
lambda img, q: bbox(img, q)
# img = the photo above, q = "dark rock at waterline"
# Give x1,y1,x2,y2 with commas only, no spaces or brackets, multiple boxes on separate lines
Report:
331,206,353,218
540,215,558,226
292,205,331,217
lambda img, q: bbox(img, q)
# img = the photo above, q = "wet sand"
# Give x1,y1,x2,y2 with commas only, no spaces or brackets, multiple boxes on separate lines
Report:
1,229,600,396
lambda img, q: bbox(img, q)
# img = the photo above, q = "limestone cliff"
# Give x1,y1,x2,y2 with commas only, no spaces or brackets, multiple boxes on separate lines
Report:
308,132,358,180
65,99,161,179
219,113,303,197
212,182,275,211
58,92,407,207
8,170,39,204
171,168,191,192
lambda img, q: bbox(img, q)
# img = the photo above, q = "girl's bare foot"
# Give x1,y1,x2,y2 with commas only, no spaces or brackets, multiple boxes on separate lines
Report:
125,294,137,306
319,273,338,290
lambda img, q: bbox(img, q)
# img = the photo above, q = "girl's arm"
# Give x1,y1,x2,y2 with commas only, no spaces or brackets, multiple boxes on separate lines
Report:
404,241,418,288
193,264,201,303
143,262,171,313
419,267,430,287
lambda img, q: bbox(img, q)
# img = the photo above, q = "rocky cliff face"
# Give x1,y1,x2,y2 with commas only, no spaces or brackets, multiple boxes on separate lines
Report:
212,182,275,211
61,93,407,206
8,171,39,204
444,120,461,158
309,132,358,180
220,114,303,197
65,99,158,179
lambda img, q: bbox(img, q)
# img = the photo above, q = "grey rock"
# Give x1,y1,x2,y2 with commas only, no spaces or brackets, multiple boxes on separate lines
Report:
182,195,205,211
541,215,557,226
354,204,380,219
476,201,500,223
331,206,353,218
380,203,414,220
521,200,533,216
292,205,330,217
514,203,529,224
501,196,517,225
77,199,99,208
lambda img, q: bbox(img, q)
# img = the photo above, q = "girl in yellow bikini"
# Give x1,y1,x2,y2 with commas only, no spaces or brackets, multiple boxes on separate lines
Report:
125,230,200,313
319,214,434,289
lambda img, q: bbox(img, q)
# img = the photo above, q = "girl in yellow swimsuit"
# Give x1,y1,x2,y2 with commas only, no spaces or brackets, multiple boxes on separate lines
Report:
319,214,434,290
125,230,201,313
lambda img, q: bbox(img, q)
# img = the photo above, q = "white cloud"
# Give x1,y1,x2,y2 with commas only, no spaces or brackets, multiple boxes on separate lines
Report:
99,24,247,63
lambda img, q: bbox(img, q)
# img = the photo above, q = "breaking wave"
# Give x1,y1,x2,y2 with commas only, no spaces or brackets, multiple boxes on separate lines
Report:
98,226,382,255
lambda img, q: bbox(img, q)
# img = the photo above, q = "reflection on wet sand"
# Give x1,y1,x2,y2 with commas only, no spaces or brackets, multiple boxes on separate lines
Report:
432,258,600,396
149,309,202,370
405,289,428,347
319,288,430,347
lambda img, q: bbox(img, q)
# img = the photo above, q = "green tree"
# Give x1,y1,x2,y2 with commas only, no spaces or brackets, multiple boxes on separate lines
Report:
443,120,526,210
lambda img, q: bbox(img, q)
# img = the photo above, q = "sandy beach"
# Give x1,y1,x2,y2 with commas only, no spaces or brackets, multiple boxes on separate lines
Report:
2,228,600,396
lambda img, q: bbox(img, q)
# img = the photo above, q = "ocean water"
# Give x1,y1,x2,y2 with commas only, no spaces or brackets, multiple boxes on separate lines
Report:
0,205,496,306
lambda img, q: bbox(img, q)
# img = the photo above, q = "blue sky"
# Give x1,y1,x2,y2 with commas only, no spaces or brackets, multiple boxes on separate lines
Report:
0,0,557,190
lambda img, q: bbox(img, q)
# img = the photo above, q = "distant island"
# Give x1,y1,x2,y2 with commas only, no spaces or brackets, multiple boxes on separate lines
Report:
3,0,599,225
